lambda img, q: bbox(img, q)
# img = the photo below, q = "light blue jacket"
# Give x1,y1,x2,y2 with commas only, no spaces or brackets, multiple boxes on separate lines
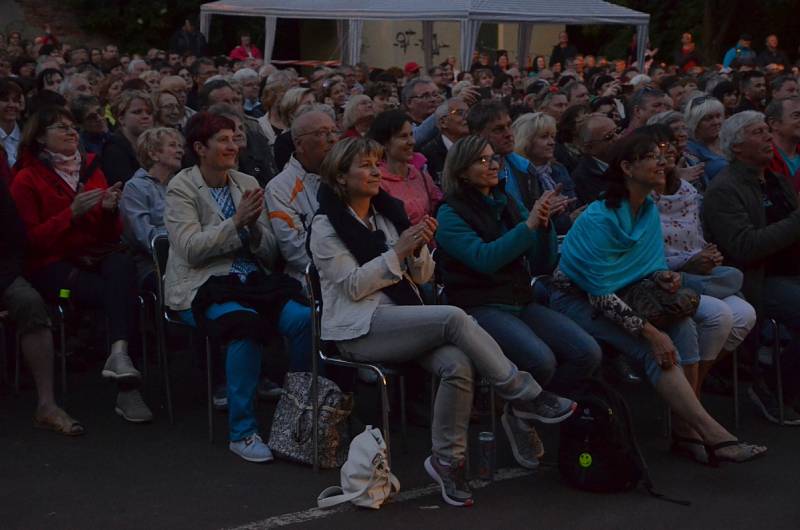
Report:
120,168,167,284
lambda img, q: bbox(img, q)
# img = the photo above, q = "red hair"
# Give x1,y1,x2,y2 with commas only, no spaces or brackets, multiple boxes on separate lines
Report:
185,112,236,157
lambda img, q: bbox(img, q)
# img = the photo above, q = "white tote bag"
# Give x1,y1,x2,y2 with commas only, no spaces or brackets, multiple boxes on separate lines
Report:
317,426,400,510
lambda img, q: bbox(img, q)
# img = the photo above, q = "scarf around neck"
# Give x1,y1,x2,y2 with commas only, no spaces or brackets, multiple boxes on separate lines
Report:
559,197,667,296
316,183,422,305
44,149,82,191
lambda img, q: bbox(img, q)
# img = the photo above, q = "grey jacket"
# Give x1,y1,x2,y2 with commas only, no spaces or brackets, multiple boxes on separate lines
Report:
164,165,278,311
309,212,433,341
703,160,800,311
120,168,167,285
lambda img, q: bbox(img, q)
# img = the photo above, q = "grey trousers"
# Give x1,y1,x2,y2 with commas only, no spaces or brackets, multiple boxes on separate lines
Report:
337,305,542,462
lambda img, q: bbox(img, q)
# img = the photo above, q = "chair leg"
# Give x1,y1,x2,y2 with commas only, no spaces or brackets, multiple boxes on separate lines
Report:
58,309,67,395
157,318,174,425
206,336,214,443
733,347,740,433
312,350,320,472
399,375,408,453
378,371,391,467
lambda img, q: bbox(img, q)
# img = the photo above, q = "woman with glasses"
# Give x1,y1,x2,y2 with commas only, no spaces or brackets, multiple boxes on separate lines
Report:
549,131,765,465
368,110,443,225
70,94,110,155
310,137,576,507
684,95,728,185
11,106,152,423
645,124,756,405
435,135,600,469
511,112,579,234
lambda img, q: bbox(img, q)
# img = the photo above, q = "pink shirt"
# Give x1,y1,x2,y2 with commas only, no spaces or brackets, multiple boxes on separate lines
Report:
379,161,443,225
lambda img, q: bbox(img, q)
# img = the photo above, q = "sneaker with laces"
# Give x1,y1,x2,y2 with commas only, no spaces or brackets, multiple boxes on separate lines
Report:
229,433,274,463
512,390,576,424
213,385,228,411
424,455,473,507
501,404,543,469
115,390,153,423
748,383,800,426
257,378,283,401
102,352,142,382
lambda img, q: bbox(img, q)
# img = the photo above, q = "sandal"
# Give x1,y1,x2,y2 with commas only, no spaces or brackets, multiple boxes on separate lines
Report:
704,440,766,466
670,433,708,464
34,409,86,437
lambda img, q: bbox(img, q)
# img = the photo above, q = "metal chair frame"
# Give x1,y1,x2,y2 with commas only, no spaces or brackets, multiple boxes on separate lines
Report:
307,263,407,472
152,235,216,442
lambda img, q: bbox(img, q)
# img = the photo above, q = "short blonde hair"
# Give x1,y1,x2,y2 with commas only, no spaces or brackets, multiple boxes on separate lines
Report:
342,94,372,130
136,127,182,170
319,137,383,200
511,112,556,157
111,89,153,121
278,87,314,125
684,96,725,140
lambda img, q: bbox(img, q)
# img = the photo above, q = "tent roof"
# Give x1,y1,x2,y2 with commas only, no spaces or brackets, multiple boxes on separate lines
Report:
200,0,649,25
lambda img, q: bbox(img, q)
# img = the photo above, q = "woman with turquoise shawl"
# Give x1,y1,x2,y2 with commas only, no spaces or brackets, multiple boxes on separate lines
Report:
549,132,765,465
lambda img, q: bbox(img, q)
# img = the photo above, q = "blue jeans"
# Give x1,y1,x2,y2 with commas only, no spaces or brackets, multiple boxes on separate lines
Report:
468,303,601,394
179,299,311,441
549,289,699,386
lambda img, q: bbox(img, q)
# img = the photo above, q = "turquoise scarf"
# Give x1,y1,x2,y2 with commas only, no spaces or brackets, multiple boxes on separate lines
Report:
559,197,667,296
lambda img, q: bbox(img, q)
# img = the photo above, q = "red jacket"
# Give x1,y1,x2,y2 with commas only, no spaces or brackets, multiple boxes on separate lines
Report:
229,45,262,61
10,151,122,273
768,143,800,192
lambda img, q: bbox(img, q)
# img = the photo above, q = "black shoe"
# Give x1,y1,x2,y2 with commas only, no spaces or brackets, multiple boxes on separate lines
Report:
424,456,473,507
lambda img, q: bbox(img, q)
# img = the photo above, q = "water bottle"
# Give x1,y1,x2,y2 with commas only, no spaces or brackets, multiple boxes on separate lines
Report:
478,431,495,481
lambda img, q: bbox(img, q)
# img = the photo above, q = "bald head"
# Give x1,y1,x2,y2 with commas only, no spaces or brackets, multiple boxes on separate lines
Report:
291,107,338,173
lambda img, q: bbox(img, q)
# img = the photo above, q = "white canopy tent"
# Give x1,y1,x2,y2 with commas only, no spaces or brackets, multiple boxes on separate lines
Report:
199,0,650,70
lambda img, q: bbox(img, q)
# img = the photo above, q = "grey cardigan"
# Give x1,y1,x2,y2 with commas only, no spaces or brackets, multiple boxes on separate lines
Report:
164,165,278,311
309,211,433,342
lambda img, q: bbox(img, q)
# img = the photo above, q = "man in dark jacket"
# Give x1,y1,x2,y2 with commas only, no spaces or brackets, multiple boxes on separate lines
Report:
572,114,618,205
168,17,209,58
734,71,767,114
549,32,577,70
704,110,800,425
420,98,469,185
0,178,84,435
757,34,789,72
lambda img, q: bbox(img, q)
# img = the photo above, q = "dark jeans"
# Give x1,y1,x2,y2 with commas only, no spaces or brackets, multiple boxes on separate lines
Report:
468,303,601,394
761,276,800,400
31,253,138,343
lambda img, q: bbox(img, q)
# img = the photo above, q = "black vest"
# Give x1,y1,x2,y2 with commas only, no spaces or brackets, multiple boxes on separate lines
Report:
438,187,534,308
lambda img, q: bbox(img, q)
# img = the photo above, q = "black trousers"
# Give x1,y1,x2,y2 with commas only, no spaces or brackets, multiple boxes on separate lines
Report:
31,253,138,343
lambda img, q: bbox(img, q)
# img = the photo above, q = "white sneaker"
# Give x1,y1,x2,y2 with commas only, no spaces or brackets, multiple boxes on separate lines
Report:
102,352,142,382
229,433,274,463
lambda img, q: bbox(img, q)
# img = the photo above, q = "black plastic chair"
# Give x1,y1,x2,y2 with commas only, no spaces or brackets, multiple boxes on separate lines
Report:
306,262,408,472
152,235,216,442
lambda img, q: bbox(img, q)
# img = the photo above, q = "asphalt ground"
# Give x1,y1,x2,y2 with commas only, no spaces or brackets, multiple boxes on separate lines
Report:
2,346,799,530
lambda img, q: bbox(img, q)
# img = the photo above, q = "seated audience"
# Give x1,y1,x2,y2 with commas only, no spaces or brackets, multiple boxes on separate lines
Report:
512,112,579,234
704,111,800,424
265,104,337,283
11,106,151,423
765,95,800,192
368,110,443,225
685,95,728,183
647,110,706,190
164,112,311,461
553,103,589,172
102,90,154,185
549,131,766,463
420,98,470,186
309,137,577,507
572,114,619,205
120,127,184,291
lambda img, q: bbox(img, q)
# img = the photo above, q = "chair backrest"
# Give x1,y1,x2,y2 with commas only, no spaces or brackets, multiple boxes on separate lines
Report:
305,262,325,360
151,235,170,312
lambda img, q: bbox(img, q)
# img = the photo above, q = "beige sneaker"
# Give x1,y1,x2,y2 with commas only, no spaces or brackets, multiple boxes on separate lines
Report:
102,352,142,382
115,390,153,423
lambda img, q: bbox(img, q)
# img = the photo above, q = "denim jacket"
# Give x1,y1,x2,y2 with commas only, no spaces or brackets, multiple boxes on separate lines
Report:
120,168,167,284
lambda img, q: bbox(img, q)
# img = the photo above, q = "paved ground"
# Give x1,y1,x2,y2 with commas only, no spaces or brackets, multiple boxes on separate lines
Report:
2,349,799,530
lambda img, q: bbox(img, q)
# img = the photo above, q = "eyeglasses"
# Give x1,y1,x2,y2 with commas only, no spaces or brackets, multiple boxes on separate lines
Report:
448,108,467,118
409,92,437,101
475,154,503,166
689,95,712,109
47,123,78,133
295,128,340,139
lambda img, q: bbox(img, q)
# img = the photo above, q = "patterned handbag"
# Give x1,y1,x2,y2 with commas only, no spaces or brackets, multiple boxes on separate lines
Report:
268,372,353,469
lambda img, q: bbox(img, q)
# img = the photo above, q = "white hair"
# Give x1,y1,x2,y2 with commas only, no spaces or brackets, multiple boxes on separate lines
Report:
512,112,556,157
452,80,472,98
684,96,725,139
127,59,147,74
258,64,277,80
647,110,683,127
342,94,371,130
629,74,652,89
232,68,258,83
720,110,765,161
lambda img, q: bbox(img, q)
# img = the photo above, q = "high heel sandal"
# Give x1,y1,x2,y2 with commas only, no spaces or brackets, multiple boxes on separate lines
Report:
670,432,708,464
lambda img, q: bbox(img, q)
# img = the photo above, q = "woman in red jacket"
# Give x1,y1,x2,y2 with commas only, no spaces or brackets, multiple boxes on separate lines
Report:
11,106,152,423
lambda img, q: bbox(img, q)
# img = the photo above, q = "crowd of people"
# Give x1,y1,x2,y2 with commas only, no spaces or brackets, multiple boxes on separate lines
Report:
6,16,800,507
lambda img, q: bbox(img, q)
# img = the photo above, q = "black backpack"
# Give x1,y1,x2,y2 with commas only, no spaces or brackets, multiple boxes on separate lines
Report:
558,378,689,505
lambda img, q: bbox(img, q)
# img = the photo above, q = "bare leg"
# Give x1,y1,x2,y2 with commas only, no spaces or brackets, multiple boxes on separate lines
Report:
672,363,700,438
20,328,57,414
